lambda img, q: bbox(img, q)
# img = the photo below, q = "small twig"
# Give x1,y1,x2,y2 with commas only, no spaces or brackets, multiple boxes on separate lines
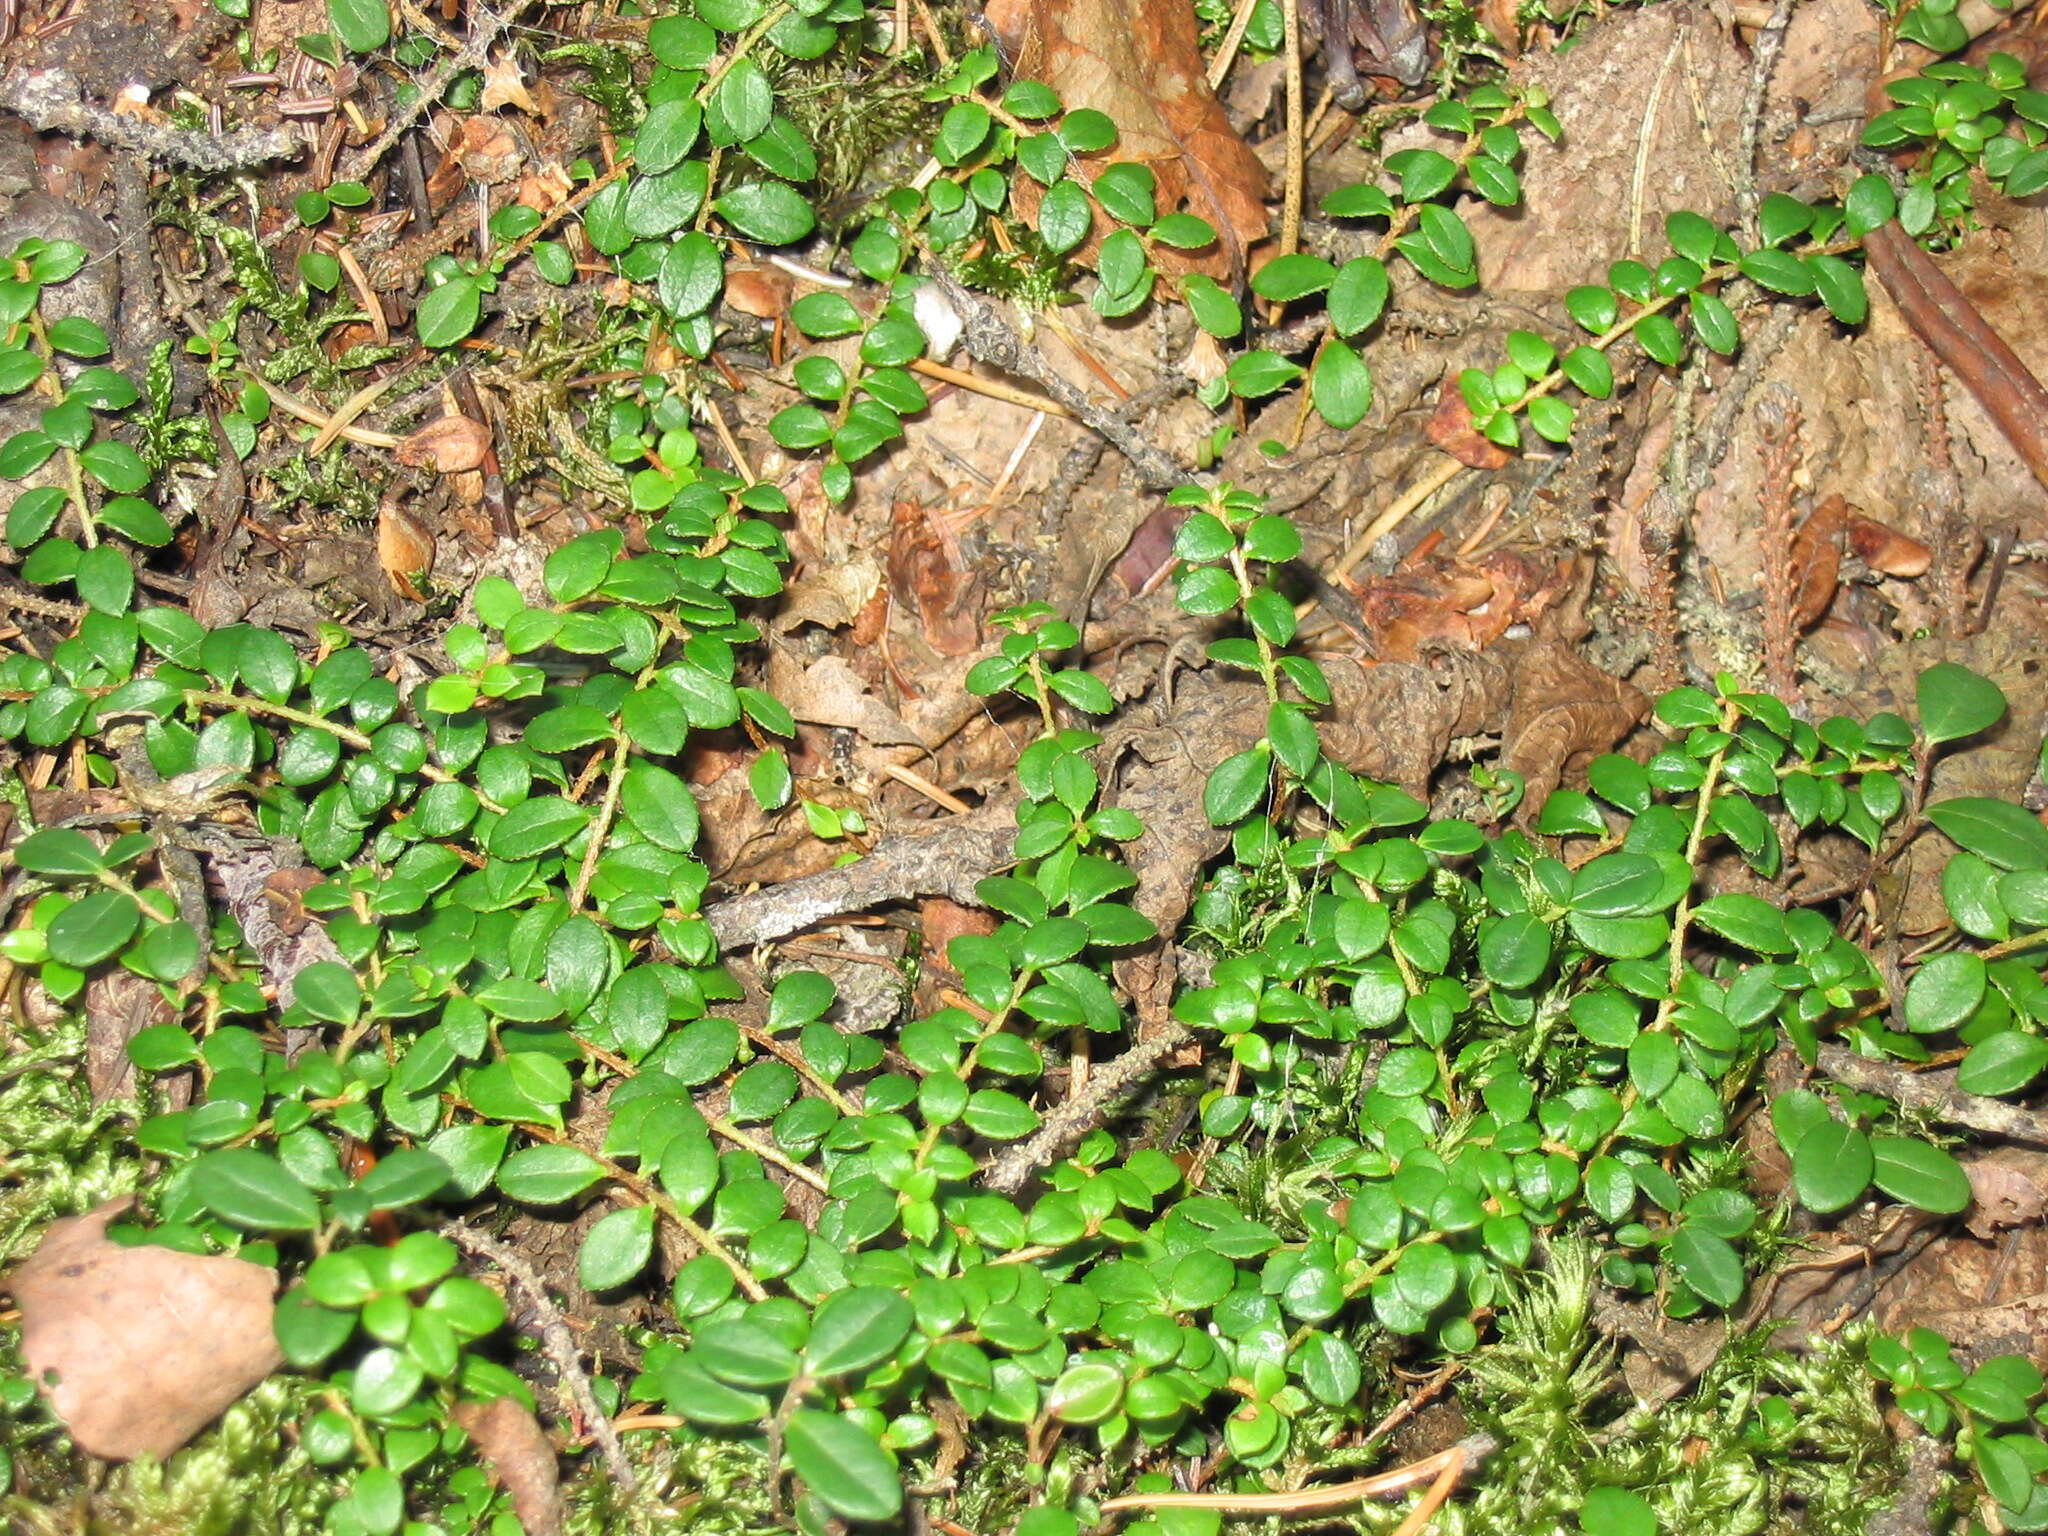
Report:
1100,1434,1496,1517
878,761,973,815
1328,456,1467,582
1206,0,1265,88
1734,0,1798,243
1970,524,2015,636
0,68,301,170
925,266,1190,490
1754,383,1804,701
1816,1042,2048,1148
909,357,1073,419
250,372,403,449
984,1021,1194,1194
437,1221,639,1494
1626,25,1687,259
706,799,1016,950
1865,222,2048,496
347,2,520,180
1278,0,1305,267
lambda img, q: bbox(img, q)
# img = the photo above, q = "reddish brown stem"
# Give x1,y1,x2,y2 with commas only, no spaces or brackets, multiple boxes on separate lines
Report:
1864,221,2048,494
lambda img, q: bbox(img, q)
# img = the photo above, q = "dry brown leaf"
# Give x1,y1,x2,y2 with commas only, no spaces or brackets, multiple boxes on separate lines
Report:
1965,1147,2048,1239
478,52,538,115
765,650,924,747
773,551,884,634
723,263,793,320
396,413,492,474
1500,639,1648,811
1425,382,1513,469
919,898,999,964
1789,492,1848,631
452,1398,563,1536
456,118,524,185
378,500,436,600
983,0,1267,279
887,499,984,657
1847,513,1933,577
85,969,175,1102
10,1200,283,1462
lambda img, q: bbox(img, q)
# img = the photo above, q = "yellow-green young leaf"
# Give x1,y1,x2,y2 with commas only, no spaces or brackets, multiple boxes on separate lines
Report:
1580,1487,1656,1536
785,1411,902,1521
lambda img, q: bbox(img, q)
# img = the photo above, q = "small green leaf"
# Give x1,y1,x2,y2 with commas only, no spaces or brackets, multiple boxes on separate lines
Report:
190,1148,322,1231
1870,1136,1972,1213
1668,1223,1744,1308
328,0,389,53
1956,1030,2048,1097
1205,746,1272,825
806,1287,915,1377
578,1206,656,1290
1926,797,2048,870
784,1410,902,1522
716,182,816,245
1918,662,2007,746
1789,1117,1872,1213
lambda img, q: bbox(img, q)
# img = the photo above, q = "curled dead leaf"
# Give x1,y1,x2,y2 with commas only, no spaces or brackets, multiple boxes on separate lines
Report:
517,164,574,213
396,413,492,473
452,1398,563,1536
1848,513,1933,578
1177,330,1229,388
723,263,793,320
478,51,537,115
10,1200,283,1462
378,500,437,599
456,117,524,184
1788,492,1848,631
